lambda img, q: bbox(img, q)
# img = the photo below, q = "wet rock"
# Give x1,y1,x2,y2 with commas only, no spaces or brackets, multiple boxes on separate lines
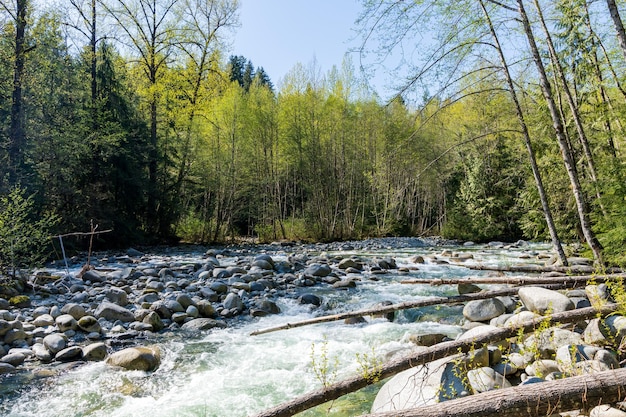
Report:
1,352,26,367
303,264,331,277
181,318,226,332
55,346,83,362
458,282,482,295
298,293,322,307
0,362,15,374
106,346,161,371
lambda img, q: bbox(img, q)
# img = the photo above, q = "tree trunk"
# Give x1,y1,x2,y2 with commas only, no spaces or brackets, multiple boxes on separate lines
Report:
249,304,618,417
401,273,623,286
360,367,626,417
479,0,567,265
516,0,603,265
9,0,28,184
532,0,605,216
607,0,626,61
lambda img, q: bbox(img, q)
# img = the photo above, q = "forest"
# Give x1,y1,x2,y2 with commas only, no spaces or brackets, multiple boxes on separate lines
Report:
0,0,626,266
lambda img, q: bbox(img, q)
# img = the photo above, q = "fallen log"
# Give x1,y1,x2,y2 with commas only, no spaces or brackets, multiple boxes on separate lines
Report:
250,279,591,336
250,287,519,336
248,304,618,417
401,273,626,286
358,367,626,417
464,263,622,274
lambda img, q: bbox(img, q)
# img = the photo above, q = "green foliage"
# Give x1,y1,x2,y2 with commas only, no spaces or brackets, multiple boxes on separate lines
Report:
310,335,339,388
0,186,59,274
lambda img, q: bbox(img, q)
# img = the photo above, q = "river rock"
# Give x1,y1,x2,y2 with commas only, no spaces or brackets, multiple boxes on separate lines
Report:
371,356,467,412
466,366,511,393
408,333,447,346
82,270,106,283
55,346,83,362
463,298,506,322
303,264,331,277
82,342,108,361
55,314,78,332
518,287,574,314
298,293,322,306
77,316,101,333
61,303,86,320
0,362,15,374
32,314,55,327
590,405,626,417
0,352,26,367
458,282,482,295
223,293,243,312
338,258,363,270
143,311,164,331
0,319,11,336
196,300,216,318
106,346,161,371
105,287,128,306
94,301,135,322
181,318,227,332
31,343,52,362
43,333,67,354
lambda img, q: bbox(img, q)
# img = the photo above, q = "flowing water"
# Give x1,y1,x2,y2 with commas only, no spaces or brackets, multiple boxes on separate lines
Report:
1,241,553,417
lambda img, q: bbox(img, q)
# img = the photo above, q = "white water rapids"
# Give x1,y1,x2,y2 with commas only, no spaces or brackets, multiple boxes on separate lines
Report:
1,242,553,417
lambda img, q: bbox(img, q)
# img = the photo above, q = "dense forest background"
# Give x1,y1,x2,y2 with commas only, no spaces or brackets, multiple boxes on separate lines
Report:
1,0,626,265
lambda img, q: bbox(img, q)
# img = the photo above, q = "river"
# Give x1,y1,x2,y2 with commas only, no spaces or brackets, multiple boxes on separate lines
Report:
1,239,553,417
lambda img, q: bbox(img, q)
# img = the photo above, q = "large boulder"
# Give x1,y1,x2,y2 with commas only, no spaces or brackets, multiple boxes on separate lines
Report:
94,301,135,322
106,346,161,371
371,356,468,412
518,287,574,314
463,299,506,322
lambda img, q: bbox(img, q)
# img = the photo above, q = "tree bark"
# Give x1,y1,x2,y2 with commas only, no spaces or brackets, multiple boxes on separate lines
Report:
8,0,28,184
607,0,626,62
516,0,603,265
249,304,618,417
532,0,605,217
359,367,626,417
401,273,623,286
478,0,567,265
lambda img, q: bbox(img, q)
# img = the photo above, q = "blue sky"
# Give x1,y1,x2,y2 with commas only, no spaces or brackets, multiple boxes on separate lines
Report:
231,0,384,93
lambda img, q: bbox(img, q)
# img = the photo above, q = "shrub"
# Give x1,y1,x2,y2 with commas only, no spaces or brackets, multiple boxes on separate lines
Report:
0,186,59,276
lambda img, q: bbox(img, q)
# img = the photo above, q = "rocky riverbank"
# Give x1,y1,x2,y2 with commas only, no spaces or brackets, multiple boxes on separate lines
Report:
0,237,619,417
0,237,446,378
372,282,626,417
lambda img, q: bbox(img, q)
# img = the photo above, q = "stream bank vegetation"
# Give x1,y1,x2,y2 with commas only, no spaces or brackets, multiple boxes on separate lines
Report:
0,0,624,267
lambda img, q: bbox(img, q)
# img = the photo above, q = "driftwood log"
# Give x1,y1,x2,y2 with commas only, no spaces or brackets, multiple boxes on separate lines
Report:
249,304,618,417
250,278,598,336
359,367,626,417
401,273,625,286
463,263,622,274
